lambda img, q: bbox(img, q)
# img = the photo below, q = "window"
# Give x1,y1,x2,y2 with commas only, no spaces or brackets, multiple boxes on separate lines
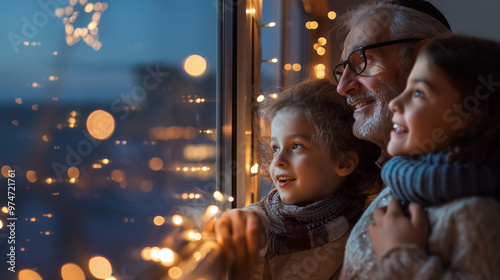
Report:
0,1,225,278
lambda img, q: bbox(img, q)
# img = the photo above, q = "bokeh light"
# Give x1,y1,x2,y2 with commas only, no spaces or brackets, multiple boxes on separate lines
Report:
183,54,207,77
159,248,175,265
148,157,164,171
61,263,85,280
88,256,112,279
141,247,152,261
18,269,43,280
1,165,12,178
86,110,115,140
110,169,125,182
150,247,161,261
328,11,337,20
172,215,183,225
168,266,183,279
153,216,165,226
26,170,37,183
213,191,224,202
67,167,80,179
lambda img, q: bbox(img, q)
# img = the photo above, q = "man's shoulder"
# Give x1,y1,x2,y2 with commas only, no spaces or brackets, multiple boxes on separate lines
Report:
365,186,392,211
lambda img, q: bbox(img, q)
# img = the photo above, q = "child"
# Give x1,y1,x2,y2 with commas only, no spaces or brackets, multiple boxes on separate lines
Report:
345,34,500,279
211,79,383,279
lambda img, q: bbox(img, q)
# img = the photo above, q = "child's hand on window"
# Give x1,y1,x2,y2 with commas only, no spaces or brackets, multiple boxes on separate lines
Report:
368,199,430,258
204,209,266,279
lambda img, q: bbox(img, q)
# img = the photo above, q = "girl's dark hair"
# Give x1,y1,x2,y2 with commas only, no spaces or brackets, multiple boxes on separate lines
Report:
258,79,383,204
420,34,500,166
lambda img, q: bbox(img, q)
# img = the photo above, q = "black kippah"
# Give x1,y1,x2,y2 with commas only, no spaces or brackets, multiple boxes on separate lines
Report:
388,0,452,31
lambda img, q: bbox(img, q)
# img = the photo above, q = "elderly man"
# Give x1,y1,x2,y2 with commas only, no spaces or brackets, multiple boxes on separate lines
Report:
333,0,451,278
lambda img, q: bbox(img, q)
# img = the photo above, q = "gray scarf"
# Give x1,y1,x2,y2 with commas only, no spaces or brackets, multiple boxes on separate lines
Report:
260,189,363,255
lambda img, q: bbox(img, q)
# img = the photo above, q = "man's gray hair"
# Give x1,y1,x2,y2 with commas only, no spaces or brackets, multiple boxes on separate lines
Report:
336,0,451,80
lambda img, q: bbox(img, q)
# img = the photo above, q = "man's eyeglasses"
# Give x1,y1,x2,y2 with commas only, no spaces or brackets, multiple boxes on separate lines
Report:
333,38,423,83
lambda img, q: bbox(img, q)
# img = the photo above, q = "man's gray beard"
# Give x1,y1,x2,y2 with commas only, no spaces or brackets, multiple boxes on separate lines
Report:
351,81,402,150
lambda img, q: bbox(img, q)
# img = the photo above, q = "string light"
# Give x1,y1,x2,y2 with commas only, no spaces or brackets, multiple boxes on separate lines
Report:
262,58,278,63
328,11,337,20
259,21,276,28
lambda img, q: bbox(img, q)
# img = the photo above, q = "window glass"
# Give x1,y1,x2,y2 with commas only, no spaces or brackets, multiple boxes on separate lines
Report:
0,1,219,278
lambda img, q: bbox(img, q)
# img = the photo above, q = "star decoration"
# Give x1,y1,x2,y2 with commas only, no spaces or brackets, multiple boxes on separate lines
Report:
55,0,107,50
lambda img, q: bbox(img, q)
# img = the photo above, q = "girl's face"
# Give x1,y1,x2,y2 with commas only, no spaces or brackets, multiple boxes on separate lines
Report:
269,107,344,206
388,54,463,156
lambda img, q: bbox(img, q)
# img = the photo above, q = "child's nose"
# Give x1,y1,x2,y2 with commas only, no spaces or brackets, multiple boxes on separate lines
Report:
273,152,288,167
389,95,403,113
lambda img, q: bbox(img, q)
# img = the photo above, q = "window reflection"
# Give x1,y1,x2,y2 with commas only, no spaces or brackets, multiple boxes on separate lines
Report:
0,1,220,278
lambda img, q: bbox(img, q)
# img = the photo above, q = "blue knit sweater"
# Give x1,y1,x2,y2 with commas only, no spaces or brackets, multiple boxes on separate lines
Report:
381,150,500,207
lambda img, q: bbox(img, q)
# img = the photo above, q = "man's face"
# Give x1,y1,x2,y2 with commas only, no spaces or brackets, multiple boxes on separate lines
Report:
337,24,408,152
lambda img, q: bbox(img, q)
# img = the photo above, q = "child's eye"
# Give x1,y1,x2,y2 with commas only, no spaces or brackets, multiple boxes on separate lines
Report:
272,145,279,153
414,90,424,98
293,143,302,149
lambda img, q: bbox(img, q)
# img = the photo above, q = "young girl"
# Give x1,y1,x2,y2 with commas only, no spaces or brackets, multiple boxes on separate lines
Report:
362,34,500,279
210,79,383,279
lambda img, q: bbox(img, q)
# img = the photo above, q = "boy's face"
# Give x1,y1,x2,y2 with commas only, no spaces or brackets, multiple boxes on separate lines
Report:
387,54,463,156
269,107,344,206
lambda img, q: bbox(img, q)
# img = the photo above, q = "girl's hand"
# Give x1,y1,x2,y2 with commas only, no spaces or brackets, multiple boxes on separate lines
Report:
204,209,266,279
368,199,430,258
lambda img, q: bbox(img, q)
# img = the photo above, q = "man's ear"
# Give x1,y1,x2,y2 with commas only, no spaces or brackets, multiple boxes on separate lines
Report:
336,151,359,177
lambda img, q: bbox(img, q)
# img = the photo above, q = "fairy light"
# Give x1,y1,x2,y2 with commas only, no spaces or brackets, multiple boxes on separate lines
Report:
317,47,326,56
150,247,161,261
141,247,152,261
250,163,259,174
259,21,276,28
262,58,278,63
328,11,337,20
256,95,265,102
205,205,219,219
159,248,175,265
168,266,183,279
213,191,224,202
172,215,183,225
153,216,165,226
318,37,327,46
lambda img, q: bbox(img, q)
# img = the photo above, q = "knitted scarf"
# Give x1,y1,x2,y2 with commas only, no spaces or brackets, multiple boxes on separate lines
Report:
383,149,500,207
260,189,363,255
